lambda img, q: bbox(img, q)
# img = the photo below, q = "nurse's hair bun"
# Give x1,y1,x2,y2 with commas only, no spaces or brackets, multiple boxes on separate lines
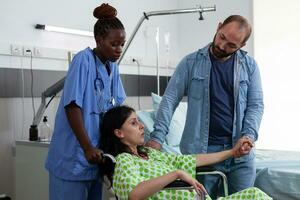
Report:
93,3,117,19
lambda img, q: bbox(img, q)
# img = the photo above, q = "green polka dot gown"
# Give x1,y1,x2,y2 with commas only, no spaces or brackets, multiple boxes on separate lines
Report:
217,187,272,200
113,148,272,200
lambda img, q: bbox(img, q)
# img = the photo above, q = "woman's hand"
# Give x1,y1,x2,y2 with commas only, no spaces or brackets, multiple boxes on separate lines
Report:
177,170,207,198
232,136,254,158
84,147,103,164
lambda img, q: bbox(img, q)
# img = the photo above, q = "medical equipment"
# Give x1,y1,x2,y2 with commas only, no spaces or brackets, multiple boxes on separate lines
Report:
155,27,160,95
164,31,171,85
132,58,141,110
118,5,216,96
92,50,115,113
118,5,216,63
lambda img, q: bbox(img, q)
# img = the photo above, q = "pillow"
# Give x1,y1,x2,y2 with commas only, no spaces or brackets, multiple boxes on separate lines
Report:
151,93,187,147
137,109,182,154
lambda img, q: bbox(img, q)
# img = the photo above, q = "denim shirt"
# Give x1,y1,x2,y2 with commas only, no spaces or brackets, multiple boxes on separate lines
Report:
150,44,264,162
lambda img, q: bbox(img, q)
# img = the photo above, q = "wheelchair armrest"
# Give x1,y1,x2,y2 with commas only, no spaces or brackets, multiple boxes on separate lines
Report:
164,180,193,190
196,166,227,179
196,166,229,197
164,167,221,190
196,166,216,173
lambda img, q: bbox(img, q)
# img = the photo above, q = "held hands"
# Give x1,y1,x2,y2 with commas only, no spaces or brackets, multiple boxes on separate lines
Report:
177,170,207,198
232,136,254,158
84,147,103,164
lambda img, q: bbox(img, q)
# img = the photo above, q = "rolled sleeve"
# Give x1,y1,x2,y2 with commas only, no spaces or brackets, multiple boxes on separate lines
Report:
62,52,89,108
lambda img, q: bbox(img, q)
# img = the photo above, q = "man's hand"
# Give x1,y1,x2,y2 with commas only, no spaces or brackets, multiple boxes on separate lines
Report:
232,136,254,158
145,139,162,150
84,148,103,164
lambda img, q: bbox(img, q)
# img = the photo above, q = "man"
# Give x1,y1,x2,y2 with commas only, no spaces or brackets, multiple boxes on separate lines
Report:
146,15,264,198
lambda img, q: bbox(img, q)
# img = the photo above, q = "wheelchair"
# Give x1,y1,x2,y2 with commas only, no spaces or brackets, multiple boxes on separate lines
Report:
101,153,229,199
165,166,228,196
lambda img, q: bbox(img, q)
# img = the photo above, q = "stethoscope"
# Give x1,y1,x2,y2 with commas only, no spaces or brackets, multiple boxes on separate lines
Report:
92,49,115,112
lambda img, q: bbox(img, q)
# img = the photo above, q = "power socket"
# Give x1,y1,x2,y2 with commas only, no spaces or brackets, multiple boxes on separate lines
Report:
34,47,42,57
23,46,34,57
11,44,23,56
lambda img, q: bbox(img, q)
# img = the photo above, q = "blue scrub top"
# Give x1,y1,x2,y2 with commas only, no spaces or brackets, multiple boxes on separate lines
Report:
45,47,126,181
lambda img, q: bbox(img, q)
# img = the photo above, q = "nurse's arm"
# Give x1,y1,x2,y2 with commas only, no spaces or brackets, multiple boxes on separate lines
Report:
65,101,102,164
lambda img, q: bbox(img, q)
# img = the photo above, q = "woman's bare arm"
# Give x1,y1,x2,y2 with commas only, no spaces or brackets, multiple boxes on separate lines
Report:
128,170,179,200
196,150,233,167
196,137,253,167
129,170,205,200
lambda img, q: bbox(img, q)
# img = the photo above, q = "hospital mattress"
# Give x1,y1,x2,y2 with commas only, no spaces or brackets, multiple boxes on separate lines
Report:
255,149,300,200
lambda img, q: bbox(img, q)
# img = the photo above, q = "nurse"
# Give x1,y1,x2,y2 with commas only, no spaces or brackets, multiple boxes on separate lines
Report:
45,3,126,200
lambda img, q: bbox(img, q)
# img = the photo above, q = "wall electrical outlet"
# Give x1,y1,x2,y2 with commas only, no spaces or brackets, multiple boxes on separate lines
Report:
11,44,23,56
23,46,34,57
34,47,42,57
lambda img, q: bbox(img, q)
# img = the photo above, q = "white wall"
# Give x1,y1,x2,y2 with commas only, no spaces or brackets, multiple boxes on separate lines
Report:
177,0,253,57
0,0,253,198
253,0,300,151
0,0,181,74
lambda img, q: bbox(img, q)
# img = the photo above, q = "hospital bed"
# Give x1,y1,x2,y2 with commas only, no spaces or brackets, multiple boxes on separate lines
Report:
136,106,300,200
254,149,300,200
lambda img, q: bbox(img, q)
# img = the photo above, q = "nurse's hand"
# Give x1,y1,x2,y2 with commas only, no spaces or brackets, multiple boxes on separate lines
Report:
84,148,103,164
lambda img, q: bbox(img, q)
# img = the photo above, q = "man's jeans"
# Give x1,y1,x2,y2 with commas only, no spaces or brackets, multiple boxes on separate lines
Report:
198,144,256,199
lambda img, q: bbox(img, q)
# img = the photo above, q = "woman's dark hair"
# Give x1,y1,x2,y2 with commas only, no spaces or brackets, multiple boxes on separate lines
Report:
99,105,148,187
93,3,125,38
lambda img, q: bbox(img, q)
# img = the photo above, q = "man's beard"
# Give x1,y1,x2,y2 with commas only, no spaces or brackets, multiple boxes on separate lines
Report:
211,34,236,59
